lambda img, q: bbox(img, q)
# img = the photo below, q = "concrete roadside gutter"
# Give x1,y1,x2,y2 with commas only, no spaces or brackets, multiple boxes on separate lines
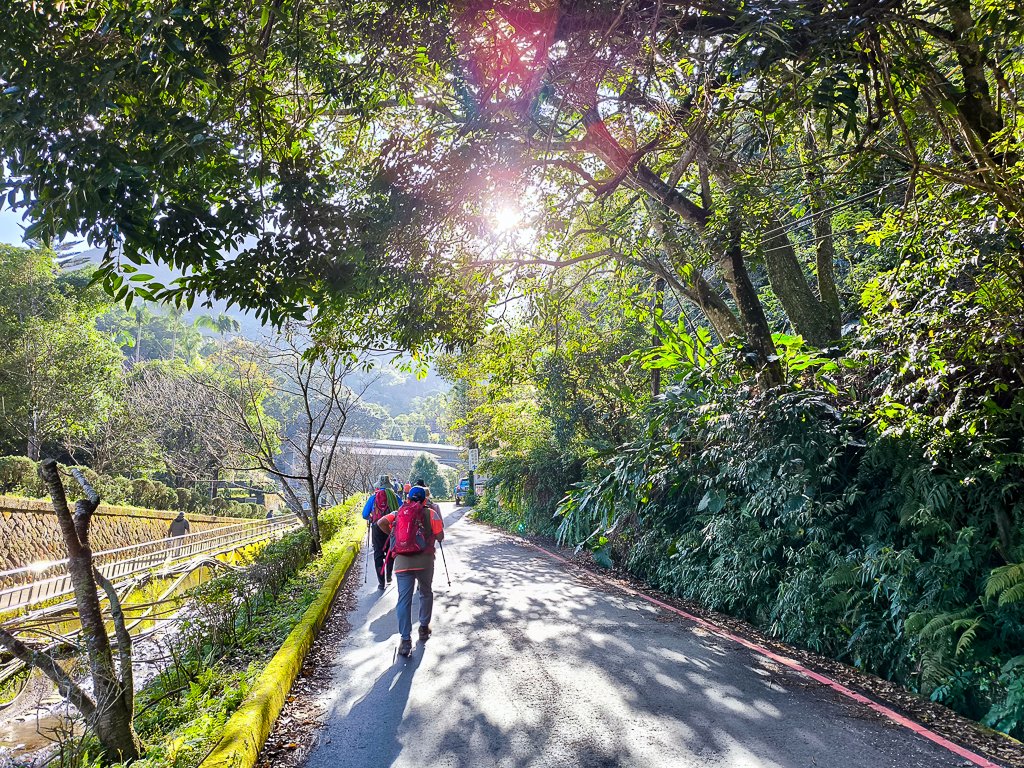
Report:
198,527,363,768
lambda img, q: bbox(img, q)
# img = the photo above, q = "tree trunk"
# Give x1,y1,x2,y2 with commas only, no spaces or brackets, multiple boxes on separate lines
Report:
579,111,819,359
721,217,784,387
303,462,323,555
281,481,321,554
26,427,41,462
309,518,322,554
691,273,744,342
801,129,843,341
307,494,323,556
35,461,141,762
945,0,1003,148
757,217,838,347
648,201,745,342
652,276,665,397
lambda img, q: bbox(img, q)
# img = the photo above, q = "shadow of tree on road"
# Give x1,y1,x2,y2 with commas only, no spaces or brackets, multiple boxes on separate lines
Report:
306,516,951,768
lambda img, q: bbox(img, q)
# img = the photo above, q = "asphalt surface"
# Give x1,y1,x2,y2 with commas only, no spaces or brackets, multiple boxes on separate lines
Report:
304,504,966,768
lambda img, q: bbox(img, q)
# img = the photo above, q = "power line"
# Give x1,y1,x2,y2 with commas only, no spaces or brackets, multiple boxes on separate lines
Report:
751,178,908,249
757,225,867,257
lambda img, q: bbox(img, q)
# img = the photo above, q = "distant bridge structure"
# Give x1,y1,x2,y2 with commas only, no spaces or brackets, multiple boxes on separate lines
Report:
333,437,466,466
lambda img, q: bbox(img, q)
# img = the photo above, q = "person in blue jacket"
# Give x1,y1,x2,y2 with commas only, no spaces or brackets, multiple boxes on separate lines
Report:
362,476,400,588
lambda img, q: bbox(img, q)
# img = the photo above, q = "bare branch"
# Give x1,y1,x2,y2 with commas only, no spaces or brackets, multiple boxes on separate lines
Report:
93,568,134,714
0,629,96,720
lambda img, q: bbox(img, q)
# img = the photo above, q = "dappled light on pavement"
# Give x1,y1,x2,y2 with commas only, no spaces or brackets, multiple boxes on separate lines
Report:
304,506,959,768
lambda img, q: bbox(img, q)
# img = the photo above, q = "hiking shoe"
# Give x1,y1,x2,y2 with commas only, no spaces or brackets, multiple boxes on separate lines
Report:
418,625,431,642
398,638,412,657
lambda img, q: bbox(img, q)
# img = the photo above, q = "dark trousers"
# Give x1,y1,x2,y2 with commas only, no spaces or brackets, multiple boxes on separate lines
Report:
371,525,394,585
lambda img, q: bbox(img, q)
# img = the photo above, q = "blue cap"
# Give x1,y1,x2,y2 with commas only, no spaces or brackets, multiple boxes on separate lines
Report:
409,486,427,502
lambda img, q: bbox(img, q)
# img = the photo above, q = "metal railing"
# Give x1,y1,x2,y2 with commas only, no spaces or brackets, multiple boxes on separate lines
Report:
0,514,301,614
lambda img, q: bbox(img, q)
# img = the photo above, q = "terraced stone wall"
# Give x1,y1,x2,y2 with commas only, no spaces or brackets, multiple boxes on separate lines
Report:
0,495,237,574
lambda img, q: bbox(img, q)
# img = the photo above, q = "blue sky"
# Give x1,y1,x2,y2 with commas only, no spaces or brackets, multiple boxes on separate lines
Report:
0,207,26,245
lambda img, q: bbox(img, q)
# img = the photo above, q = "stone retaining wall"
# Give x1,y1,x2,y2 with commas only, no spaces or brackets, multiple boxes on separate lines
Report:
0,495,250,574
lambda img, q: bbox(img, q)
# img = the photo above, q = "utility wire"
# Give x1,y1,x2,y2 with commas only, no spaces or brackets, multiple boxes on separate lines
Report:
757,225,867,256
750,178,908,248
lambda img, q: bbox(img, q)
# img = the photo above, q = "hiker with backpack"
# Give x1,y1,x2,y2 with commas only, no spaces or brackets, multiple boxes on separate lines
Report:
362,476,400,589
377,485,445,657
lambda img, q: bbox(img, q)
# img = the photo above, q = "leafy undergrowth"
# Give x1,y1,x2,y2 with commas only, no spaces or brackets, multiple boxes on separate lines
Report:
99,497,365,768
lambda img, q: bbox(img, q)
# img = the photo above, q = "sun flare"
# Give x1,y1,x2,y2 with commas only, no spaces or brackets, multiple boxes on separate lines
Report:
491,205,523,233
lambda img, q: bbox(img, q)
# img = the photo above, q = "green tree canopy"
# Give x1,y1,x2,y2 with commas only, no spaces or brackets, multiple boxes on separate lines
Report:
0,245,124,459
410,452,449,499
0,0,494,353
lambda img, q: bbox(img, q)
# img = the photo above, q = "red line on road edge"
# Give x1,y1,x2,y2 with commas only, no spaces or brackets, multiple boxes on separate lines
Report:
528,543,1003,768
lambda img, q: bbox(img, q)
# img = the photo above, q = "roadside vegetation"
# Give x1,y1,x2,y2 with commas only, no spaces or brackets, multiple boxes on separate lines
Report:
53,497,363,768
459,196,1024,740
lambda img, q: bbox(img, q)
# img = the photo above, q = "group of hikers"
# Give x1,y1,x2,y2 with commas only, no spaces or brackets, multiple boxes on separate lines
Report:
386,476,419,503
362,474,445,658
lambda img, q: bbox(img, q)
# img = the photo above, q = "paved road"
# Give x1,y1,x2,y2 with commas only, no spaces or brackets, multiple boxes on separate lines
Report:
304,504,965,768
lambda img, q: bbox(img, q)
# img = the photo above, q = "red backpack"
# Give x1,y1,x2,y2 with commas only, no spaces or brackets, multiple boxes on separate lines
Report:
390,500,434,555
368,489,390,524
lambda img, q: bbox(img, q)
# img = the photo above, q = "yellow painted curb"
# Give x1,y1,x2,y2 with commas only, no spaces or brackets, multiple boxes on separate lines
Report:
198,527,364,768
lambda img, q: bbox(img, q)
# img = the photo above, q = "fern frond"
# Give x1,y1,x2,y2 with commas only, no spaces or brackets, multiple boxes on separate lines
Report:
823,562,859,589
955,619,982,657
918,609,971,642
985,563,1024,603
998,581,1024,607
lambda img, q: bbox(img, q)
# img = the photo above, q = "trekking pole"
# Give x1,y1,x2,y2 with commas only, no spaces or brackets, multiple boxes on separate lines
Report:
363,523,370,583
439,542,451,587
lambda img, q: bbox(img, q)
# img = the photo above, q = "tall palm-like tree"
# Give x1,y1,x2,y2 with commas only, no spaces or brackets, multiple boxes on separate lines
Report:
193,312,240,336
131,306,151,365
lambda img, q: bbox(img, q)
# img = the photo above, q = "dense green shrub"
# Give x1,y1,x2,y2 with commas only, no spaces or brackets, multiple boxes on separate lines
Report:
156,483,176,510
559,367,1024,734
554,250,1024,737
130,478,157,507
187,486,210,512
175,487,191,511
178,495,360,660
0,460,212,512
219,500,263,518
95,474,132,505
0,456,41,496
476,442,582,537
180,527,316,659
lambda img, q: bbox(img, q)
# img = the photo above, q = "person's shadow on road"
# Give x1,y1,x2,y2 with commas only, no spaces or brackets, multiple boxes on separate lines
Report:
366,588,428,642
338,649,425,767
368,611,398,642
